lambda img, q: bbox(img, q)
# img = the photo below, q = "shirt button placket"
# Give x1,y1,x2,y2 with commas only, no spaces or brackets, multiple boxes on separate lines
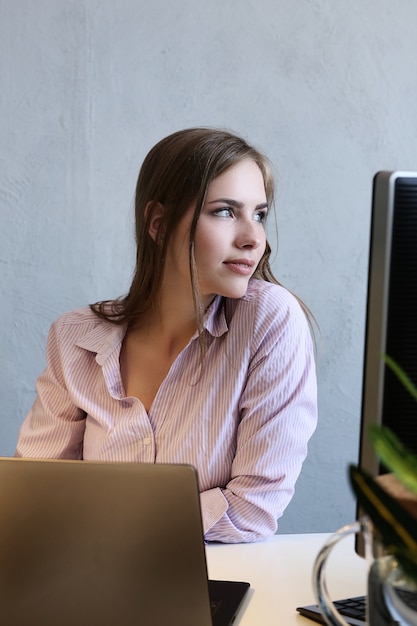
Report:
142,435,154,460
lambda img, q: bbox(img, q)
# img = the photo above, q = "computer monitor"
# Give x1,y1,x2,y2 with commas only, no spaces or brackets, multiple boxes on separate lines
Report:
358,170,417,483
354,171,417,561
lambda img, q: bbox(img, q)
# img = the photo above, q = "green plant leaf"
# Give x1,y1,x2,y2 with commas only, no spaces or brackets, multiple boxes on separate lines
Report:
349,465,417,584
370,425,417,496
384,355,417,403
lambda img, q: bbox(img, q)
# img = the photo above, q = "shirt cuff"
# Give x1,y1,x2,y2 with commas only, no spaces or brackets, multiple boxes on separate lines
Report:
200,487,228,535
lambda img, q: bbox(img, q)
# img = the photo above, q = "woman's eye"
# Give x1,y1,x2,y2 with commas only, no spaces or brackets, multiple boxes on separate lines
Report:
254,210,268,223
213,208,233,218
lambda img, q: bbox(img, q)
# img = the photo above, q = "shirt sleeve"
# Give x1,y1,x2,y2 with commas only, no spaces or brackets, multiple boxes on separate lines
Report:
15,320,86,459
200,292,318,543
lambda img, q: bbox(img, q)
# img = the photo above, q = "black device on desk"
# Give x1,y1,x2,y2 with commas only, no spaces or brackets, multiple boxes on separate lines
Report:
297,588,417,625
297,595,366,625
297,171,417,623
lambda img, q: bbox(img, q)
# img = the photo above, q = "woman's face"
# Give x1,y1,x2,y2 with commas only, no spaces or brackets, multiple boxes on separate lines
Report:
165,159,268,307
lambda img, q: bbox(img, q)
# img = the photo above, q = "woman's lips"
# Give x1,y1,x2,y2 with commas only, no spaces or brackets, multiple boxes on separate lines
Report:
223,259,255,275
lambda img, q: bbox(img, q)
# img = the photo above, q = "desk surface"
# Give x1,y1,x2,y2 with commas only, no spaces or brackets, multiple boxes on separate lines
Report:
206,532,367,626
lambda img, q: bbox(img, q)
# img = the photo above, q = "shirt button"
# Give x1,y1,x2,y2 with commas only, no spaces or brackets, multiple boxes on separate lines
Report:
143,437,151,446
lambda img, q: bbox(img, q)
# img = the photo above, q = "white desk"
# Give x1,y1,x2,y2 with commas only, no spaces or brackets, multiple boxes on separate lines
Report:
206,532,367,625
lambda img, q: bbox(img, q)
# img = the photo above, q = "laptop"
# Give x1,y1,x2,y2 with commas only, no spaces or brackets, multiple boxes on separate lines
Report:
0,457,249,626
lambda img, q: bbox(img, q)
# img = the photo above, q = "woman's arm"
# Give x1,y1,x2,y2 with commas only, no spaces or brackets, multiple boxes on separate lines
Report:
200,294,317,543
15,321,86,459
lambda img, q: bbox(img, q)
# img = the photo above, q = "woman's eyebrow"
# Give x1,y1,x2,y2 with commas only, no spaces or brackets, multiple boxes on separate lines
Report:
207,198,268,210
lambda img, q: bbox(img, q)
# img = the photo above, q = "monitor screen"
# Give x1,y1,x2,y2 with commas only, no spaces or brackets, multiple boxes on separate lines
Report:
356,171,417,554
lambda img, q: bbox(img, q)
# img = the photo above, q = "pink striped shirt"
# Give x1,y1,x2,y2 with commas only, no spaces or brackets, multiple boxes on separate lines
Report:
16,279,317,543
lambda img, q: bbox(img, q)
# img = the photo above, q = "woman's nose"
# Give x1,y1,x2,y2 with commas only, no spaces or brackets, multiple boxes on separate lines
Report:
235,219,262,249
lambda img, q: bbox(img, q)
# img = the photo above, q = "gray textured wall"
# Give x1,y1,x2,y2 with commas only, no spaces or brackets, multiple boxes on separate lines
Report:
1,0,416,533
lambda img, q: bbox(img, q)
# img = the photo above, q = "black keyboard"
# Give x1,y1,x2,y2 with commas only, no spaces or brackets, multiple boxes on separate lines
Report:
297,595,366,625
297,589,417,625
333,596,366,620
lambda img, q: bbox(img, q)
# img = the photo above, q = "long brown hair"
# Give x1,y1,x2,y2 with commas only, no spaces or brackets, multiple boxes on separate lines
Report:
90,127,314,334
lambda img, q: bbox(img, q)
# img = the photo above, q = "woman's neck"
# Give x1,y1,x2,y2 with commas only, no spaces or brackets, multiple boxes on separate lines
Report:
131,290,197,357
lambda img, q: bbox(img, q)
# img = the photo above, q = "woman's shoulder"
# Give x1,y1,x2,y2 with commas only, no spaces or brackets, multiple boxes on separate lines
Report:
223,279,309,340
50,306,116,340
242,279,305,318
48,306,124,355
53,306,103,328
222,280,314,359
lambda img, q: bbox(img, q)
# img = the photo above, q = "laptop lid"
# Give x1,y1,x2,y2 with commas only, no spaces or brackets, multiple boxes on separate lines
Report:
0,457,248,626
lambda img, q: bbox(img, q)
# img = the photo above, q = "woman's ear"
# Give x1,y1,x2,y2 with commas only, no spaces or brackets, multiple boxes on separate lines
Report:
145,202,165,243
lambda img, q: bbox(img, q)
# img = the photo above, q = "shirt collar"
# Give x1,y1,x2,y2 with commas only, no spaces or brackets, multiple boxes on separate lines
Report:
76,322,127,366
202,295,229,337
75,295,229,365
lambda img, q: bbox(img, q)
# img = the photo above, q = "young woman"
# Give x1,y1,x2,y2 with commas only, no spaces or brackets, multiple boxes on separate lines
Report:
16,128,317,543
